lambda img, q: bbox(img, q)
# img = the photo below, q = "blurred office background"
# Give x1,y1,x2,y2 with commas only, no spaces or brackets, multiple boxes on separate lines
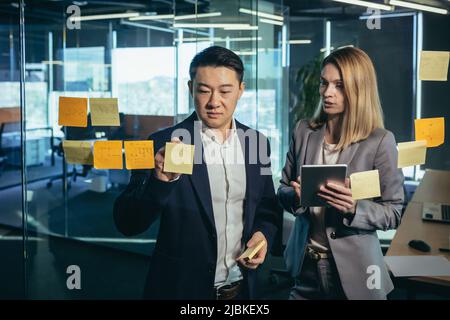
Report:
0,0,448,299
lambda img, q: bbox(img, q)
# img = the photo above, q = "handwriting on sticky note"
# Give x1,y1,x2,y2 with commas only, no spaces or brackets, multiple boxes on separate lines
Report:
163,143,194,175
415,117,445,148
419,51,450,81
397,140,427,168
350,170,381,200
62,140,93,165
58,97,88,127
238,240,266,261
90,98,120,126
124,141,155,170
93,141,123,169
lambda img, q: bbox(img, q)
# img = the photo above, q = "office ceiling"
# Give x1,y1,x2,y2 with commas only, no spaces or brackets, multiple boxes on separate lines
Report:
0,0,449,23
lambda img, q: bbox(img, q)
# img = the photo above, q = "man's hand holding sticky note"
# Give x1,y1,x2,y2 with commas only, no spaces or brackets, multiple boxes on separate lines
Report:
237,240,266,262
350,169,381,200
163,141,195,175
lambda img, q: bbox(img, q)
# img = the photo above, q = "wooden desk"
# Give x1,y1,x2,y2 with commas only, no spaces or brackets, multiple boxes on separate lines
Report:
387,169,450,296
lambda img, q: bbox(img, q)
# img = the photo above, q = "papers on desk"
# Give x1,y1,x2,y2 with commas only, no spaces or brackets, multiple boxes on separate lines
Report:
350,169,381,200
93,140,123,169
163,142,195,175
90,98,120,126
385,256,450,277
397,140,427,168
415,117,445,148
62,140,93,165
419,51,450,81
124,140,155,170
58,97,88,127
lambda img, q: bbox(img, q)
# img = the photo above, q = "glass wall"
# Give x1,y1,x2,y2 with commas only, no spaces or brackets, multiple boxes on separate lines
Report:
1,0,447,300
0,0,288,298
0,1,24,299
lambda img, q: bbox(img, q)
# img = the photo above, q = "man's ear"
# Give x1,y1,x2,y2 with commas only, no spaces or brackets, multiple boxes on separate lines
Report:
188,80,193,97
238,81,245,99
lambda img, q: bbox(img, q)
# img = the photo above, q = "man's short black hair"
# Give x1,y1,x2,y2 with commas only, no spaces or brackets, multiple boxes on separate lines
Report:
189,46,244,83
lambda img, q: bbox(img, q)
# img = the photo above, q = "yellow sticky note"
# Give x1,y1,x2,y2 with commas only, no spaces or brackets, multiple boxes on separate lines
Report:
237,240,266,261
350,170,381,200
397,140,427,168
415,117,445,147
124,141,155,170
58,97,88,127
62,140,93,165
163,143,194,175
93,140,123,169
90,98,120,126
419,51,449,81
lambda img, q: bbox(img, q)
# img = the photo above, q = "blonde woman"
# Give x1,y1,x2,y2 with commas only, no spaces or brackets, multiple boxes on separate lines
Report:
278,47,404,300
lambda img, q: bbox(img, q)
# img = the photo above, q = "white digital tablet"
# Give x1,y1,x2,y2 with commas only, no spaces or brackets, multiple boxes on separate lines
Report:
300,164,347,207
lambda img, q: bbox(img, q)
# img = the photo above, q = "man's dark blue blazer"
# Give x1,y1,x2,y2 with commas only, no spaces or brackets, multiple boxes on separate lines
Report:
113,112,281,299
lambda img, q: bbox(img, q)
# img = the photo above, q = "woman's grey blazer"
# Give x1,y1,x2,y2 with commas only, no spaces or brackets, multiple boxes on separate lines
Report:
278,120,405,300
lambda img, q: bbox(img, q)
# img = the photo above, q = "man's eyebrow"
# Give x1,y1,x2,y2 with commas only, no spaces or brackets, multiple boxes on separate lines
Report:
196,83,235,88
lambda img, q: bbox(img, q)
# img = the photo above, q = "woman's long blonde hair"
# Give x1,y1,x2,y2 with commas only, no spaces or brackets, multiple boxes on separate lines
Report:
309,47,384,150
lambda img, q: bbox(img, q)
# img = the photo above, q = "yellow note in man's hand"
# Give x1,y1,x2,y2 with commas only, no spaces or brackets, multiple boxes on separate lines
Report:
90,98,120,126
419,51,450,81
163,142,195,175
124,141,155,170
237,240,266,262
58,97,88,127
350,170,381,200
397,140,427,168
415,117,445,148
62,140,93,165
93,140,123,169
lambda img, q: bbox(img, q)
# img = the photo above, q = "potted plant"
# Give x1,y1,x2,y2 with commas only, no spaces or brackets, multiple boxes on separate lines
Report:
291,52,324,127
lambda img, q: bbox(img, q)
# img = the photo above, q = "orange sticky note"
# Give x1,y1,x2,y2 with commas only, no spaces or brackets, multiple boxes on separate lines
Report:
58,97,88,127
415,117,445,147
93,140,123,169
124,141,155,170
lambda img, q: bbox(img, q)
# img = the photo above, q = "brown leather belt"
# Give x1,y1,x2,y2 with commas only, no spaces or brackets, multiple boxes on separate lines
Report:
215,280,242,300
306,246,330,261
